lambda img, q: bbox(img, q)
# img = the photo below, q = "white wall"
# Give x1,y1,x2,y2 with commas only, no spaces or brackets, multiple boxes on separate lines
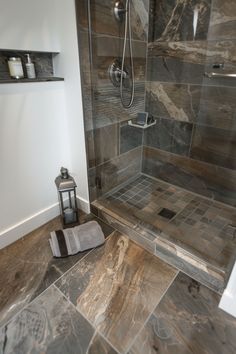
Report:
53,0,90,210
0,0,89,248
219,262,236,318
0,0,60,52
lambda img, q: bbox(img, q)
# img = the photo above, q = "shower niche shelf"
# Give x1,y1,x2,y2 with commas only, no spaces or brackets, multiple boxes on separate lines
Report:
128,119,156,129
0,49,64,84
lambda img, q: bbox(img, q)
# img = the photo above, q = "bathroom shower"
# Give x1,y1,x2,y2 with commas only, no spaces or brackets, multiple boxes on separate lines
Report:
108,0,135,108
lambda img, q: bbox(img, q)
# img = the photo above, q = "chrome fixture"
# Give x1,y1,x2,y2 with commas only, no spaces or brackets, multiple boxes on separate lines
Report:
114,1,126,22
108,59,129,87
205,71,236,78
204,63,236,78
110,0,134,108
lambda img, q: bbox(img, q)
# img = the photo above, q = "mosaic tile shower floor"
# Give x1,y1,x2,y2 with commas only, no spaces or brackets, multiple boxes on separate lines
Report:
93,174,236,293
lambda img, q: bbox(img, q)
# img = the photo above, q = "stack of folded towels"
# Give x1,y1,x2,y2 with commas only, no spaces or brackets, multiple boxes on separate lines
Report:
49,220,105,257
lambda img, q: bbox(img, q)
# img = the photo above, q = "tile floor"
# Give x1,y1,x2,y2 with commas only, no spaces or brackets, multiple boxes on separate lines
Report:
0,213,113,327
93,174,236,292
1,214,236,353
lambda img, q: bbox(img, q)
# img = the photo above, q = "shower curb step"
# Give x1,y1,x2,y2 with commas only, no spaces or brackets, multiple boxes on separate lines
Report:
91,202,226,294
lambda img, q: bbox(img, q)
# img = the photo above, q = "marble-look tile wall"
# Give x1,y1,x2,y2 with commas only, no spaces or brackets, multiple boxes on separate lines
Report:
76,0,149,201
143,0,236,206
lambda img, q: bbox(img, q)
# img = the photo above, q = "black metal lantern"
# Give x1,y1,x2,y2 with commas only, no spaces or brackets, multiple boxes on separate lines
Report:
55,167,79,227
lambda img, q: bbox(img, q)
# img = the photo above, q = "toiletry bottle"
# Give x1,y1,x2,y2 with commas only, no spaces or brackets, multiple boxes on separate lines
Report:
25,54,36,79
8,57,24,79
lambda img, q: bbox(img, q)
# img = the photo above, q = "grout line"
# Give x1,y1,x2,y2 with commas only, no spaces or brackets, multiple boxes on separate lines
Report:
54,285,121,354
91,31,146,44
94,179,227,292
96,329,122,354
124,270,179,354
0,246,95,329
85,330,98,354
0,227,115,331
51,248,96,286
145,77,236,89
100,172,143,198
154,244,223,295
188,121,195,157
0,282,55,330
141,166,236,211
90,145,142,170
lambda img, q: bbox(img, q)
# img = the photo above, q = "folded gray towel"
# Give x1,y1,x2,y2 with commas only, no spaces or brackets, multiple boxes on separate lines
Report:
49,221,105,257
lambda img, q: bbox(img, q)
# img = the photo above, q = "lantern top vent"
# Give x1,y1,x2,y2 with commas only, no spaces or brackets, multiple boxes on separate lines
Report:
55,167,77,191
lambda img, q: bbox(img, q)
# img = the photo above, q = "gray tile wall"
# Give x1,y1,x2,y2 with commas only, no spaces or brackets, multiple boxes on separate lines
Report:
76,0,236,207
76,0,149,201
143,0,236,206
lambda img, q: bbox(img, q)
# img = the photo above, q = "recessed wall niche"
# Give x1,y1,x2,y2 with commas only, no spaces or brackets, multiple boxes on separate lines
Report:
0,49,64,83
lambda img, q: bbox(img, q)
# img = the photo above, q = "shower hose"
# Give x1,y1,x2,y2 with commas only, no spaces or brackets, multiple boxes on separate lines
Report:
120,0,135,108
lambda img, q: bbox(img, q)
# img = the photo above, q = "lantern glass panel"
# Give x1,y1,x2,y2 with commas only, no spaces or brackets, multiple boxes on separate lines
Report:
55,169,79,226
59,188,78,225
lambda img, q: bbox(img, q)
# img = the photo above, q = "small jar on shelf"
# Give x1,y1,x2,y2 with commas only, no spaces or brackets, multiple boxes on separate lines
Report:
8,57,24,79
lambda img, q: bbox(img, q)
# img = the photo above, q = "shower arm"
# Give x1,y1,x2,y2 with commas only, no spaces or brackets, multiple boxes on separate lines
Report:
114,2,127,21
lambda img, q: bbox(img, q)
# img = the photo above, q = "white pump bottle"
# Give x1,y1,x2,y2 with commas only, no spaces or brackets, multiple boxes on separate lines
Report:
25,54,36,79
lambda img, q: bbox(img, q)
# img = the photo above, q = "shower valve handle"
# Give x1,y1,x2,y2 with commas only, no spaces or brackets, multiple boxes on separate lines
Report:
115,67,128,80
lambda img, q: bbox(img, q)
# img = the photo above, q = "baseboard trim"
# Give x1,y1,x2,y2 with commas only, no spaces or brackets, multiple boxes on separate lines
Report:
0,196,90,249
0,202,60,249
77,195,90,214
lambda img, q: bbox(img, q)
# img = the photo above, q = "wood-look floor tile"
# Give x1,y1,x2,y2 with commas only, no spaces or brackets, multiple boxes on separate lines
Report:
128,272,236,354
56,232,177,353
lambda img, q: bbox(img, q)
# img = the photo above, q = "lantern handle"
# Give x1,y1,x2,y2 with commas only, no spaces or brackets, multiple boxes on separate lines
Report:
60,167,69,179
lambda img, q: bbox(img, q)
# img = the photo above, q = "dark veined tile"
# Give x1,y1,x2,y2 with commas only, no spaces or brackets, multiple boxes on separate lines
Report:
128,272,236,354
93,82,145,129
145,82,200,122
149,0,211,42
144,116,193,156
86,124,119,168
91,34,147,84
190,124,236,170
196,85,236,130
208,0,236,40
146,78,236,134
88,146,142,201
147,40,236,87
94,173,236,290
56,232,177,353
142,146,236,207
86,0,149,40
120,121,143,154
0,215,114,327
0,286,95,354
87,333,119,354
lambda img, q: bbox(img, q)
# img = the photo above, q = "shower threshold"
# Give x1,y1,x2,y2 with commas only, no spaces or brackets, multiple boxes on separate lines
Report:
92,173,236,294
